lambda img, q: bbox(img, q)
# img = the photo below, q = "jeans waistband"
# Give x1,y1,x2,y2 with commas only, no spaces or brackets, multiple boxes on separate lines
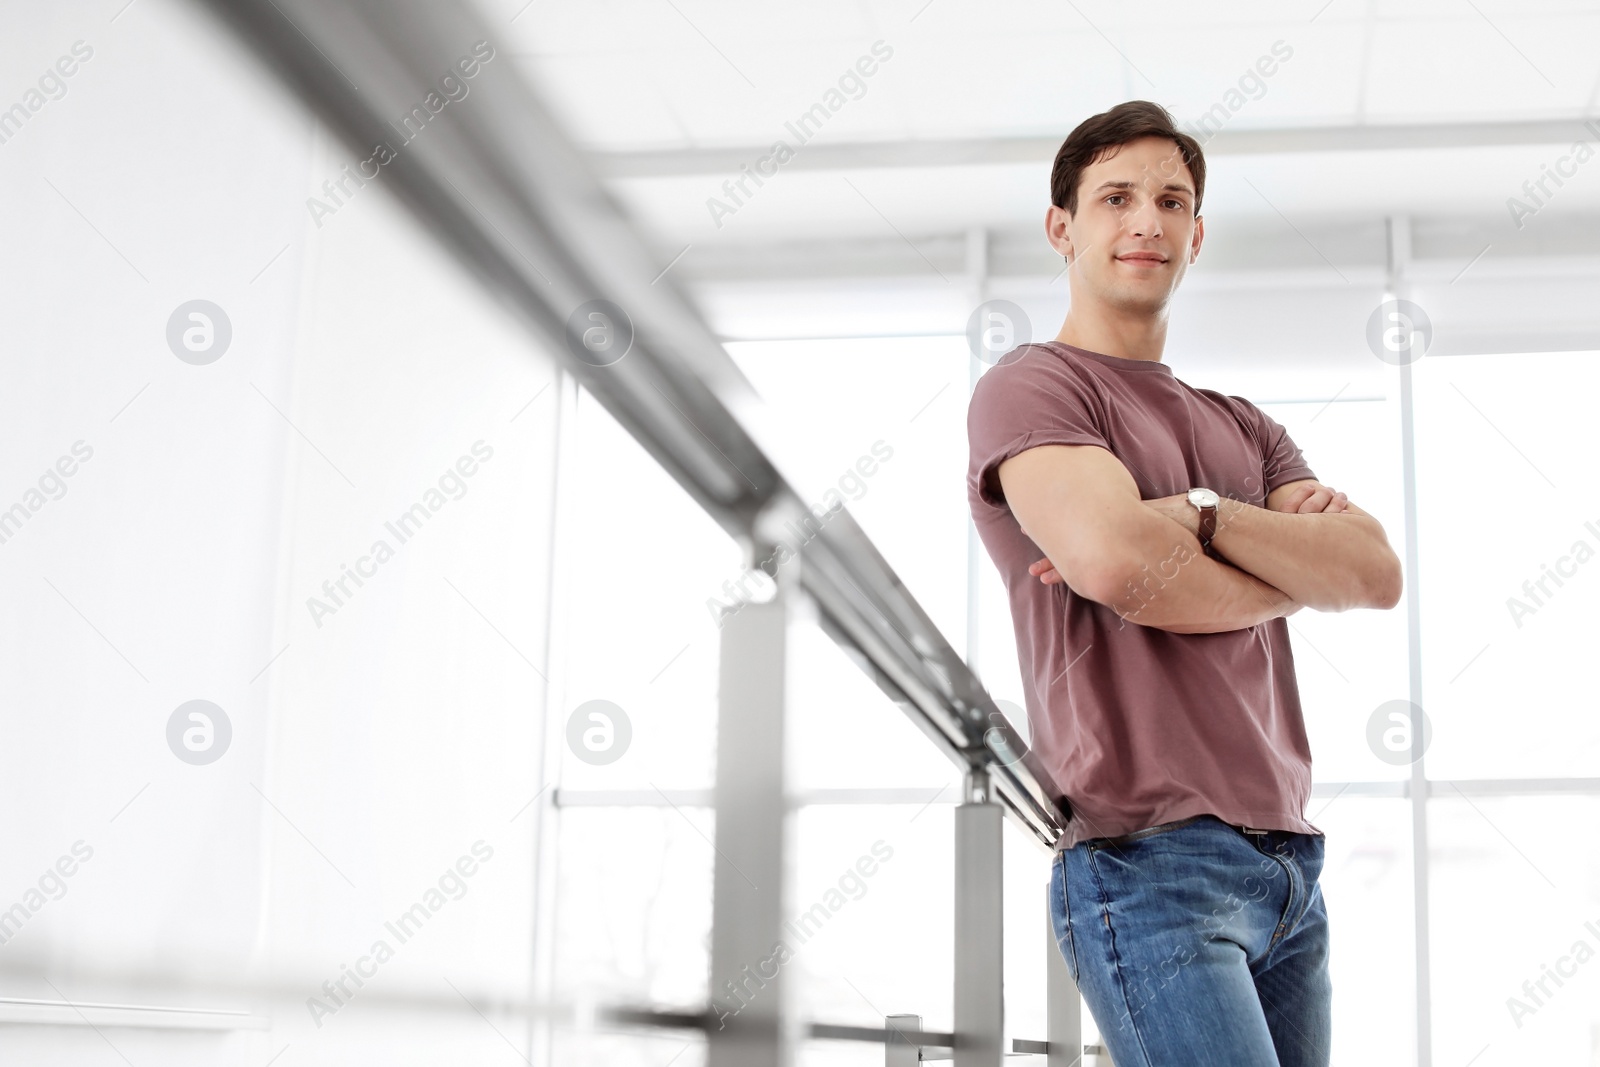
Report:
1084,814,1285,849
1087,813,1210,848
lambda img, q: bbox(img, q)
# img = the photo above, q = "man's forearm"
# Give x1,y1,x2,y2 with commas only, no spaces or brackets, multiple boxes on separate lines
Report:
1209,497,1401,612
1094,512,1301,634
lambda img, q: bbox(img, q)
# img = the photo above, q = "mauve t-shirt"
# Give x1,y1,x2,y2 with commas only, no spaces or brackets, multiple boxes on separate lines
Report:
966,340,1324,851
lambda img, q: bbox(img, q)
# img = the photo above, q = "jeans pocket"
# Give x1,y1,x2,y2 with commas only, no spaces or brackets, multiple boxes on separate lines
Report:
1050,851,1081,984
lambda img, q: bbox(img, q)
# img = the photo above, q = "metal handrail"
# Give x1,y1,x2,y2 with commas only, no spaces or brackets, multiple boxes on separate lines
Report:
192,0,1070,849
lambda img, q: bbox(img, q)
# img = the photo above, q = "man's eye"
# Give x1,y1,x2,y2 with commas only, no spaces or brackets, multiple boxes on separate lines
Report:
1106,195,1125,206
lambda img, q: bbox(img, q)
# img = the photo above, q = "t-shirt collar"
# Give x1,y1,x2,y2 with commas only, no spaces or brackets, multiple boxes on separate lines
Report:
1042,340,1174,375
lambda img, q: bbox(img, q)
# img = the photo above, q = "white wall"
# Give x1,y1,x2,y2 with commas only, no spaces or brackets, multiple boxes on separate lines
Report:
0,1,561,1062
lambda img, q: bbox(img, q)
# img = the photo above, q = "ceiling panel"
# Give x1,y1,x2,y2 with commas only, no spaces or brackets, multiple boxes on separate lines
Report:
1363,12,1600,117
883,31,1128,137
499,1,1600,152
479,0,1600,285
1136,21,1367,130
519,53,695,147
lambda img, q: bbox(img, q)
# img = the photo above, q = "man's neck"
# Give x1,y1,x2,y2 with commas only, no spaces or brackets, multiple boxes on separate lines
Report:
1054,313,1168,364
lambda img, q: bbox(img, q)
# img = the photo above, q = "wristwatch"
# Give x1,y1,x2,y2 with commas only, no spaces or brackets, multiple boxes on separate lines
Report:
1187,487,1220,553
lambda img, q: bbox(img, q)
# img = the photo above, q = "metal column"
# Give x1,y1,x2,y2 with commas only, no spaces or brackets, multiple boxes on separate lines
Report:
1044,886,1084,1067
954,769,1003,1066
709,559,794,1067
1386,214,1433,1067
885,1013,923,1066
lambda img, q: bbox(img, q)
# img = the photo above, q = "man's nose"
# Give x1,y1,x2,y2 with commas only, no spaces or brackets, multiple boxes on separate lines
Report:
1126,200,1162,238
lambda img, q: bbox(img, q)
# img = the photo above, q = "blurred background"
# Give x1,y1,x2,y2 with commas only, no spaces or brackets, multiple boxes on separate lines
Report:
0,0,1597,1064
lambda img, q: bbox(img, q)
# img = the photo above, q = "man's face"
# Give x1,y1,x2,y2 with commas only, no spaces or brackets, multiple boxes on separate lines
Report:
1046,136,1203,315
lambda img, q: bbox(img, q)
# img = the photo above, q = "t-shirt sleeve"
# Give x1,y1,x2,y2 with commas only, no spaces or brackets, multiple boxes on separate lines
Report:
968,347,1110,510
1232,397,1317,494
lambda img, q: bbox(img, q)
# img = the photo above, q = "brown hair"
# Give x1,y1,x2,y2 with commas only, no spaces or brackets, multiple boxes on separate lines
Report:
1050,100,1205,218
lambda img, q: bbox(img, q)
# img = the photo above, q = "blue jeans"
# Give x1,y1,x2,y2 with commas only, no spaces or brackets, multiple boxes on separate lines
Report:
1049,814,1331,1066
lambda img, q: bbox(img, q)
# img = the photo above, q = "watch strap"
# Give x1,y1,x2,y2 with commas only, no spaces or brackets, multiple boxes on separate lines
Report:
1197,503,1217,549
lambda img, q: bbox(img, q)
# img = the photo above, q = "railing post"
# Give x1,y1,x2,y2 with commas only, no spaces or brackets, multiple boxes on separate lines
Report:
708,554,794,1067
954,768,1003,1066
1045,880,1085,1067
885,1012,922,1066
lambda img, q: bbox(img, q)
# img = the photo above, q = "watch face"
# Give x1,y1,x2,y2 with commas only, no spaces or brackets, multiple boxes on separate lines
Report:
1188,488,1219,507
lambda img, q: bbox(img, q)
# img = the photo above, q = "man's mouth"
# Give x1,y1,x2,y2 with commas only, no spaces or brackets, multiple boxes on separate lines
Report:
1117,253,1167,266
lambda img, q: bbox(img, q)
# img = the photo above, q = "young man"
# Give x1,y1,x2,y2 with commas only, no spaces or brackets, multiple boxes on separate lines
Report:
965,100,1403,1066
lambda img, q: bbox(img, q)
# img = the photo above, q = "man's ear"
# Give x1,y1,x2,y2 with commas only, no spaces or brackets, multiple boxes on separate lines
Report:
1190,213,1204,263
1045,203,1074,261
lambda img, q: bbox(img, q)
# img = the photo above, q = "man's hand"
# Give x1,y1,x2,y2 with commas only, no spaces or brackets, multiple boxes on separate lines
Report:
1027,485,1350,585
1271,482,1350,516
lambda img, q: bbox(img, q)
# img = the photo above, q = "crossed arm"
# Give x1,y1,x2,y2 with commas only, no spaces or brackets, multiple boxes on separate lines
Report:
996,444,1403,635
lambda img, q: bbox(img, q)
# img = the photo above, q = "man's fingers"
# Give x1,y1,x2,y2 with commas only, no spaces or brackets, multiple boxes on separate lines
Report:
1274,484,1319,513
1307,489,1350,514
1297,488,1335,513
